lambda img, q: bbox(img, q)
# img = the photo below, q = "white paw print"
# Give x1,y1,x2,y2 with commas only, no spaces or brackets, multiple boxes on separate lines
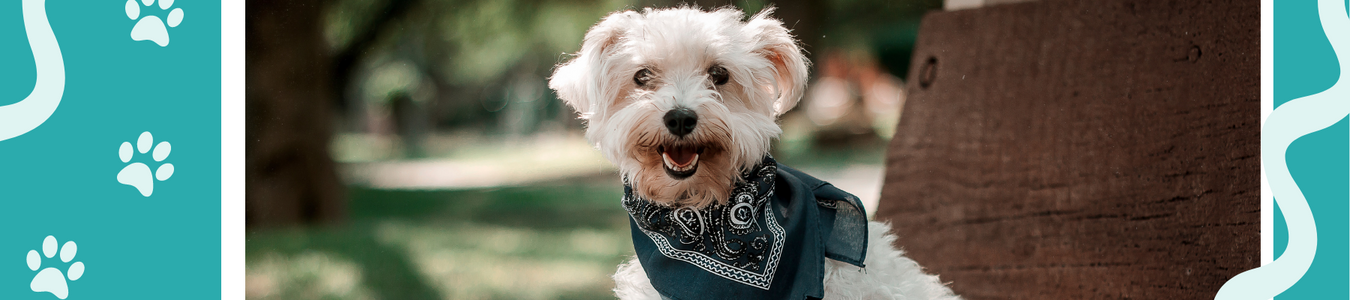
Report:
27,236,85,300
125,0,184,47
117,131,175,197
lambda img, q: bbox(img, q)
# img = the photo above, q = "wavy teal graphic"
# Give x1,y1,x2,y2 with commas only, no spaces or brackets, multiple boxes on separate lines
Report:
0,1,221,297
0,0,63,142
1215,0,1350,298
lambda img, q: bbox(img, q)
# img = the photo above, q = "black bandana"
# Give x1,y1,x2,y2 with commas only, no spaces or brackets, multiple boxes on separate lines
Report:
623,156,870,300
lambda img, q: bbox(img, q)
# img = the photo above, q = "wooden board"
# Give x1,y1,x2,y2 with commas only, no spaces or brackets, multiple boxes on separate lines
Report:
875,0,1259,299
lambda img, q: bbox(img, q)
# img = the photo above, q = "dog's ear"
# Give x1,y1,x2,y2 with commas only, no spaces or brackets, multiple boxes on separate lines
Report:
550,11,638,119
744,8,809,116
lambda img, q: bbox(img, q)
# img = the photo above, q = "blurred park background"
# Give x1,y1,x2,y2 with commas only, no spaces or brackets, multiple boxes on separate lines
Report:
245,0,940,299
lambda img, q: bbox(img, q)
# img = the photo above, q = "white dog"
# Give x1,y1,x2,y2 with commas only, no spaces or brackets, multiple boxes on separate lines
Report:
550,7,961,300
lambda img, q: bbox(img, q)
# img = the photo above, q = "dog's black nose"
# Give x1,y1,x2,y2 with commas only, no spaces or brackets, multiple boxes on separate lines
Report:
663,108,698,137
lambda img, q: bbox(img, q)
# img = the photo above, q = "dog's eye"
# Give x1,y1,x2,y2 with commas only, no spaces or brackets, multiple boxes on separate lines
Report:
634,68,655,86
708,65,730,86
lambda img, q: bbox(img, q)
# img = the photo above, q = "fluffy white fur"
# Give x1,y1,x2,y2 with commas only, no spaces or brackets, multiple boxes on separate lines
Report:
550,6,960,299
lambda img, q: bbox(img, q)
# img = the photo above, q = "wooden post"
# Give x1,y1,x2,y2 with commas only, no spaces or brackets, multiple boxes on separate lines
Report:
877,0,1259,298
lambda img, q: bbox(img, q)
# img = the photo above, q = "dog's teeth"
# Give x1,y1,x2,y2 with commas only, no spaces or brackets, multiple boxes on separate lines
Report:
662,152,699,172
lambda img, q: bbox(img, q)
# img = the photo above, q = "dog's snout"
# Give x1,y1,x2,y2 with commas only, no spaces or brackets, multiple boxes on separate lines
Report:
663,108,698,137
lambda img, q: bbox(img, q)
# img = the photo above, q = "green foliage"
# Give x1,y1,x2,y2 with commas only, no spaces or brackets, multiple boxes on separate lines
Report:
326,0,634,86
323,0,940,131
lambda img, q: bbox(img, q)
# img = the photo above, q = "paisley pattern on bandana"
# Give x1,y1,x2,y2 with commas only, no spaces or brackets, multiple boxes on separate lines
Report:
623,157,783,289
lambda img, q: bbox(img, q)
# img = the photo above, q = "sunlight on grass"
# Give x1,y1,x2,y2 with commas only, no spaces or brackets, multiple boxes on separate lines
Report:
246,252,376,300
247,221,631,300
378,221,630,299
247,183,633,300
336,132,616,189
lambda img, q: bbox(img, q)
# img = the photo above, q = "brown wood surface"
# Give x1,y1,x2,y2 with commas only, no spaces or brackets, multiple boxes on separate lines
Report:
875,0,1259,299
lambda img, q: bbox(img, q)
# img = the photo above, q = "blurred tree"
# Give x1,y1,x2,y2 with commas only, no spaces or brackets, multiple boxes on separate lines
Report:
330,0,422,113
246,0,347,227
331,0,635,133
321,0,938,137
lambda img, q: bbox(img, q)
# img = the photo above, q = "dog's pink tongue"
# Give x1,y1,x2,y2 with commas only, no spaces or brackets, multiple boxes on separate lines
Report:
668,147,696,166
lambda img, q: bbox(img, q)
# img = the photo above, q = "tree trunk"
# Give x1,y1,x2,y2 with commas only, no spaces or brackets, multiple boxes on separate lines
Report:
245,0,346,227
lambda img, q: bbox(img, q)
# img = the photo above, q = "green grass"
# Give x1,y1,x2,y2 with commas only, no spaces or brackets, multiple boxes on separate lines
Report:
246,178,631,300
773,137,889,170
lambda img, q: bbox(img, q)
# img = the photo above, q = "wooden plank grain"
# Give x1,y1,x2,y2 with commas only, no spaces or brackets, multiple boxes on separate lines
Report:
876,0,1259,299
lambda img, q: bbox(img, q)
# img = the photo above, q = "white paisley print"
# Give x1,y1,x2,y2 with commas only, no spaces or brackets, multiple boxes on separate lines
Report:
623,160,784,290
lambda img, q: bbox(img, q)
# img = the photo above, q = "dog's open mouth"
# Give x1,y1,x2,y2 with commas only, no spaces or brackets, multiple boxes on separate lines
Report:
659,145,703,179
